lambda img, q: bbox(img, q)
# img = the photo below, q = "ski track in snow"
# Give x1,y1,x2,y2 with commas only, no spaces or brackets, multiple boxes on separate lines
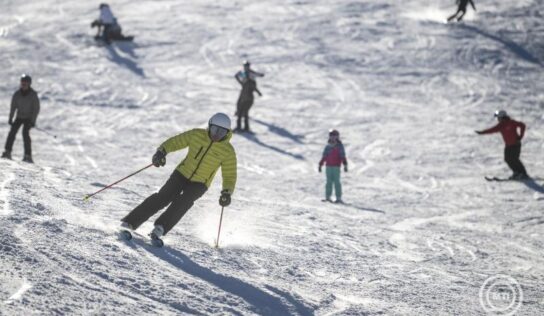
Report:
0,0,544,315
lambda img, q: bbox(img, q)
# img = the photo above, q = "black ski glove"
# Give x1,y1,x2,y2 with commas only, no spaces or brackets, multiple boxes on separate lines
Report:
318,164,322,173
152,148,166,167
219,190,231,207
344,164,348,172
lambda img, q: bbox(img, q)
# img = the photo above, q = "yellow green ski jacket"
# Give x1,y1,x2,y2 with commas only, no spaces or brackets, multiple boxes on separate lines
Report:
160,128,237,194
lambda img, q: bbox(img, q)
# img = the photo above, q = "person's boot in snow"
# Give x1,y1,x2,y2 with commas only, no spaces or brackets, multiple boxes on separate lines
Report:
121,221,133,230
149,225,165,247
22,154,33,163
150,225,164,239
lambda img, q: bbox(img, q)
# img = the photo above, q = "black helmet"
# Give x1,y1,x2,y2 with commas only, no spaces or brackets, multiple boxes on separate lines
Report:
329,129,339,137
243,60,250,67
20,74,32,84
494,110,508,119
99,3,109,9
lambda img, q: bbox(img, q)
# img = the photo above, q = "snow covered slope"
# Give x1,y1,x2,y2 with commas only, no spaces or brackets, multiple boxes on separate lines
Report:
1,0,543,314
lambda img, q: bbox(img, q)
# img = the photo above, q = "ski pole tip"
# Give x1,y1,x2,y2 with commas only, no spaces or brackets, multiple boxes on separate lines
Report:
83,195,90,201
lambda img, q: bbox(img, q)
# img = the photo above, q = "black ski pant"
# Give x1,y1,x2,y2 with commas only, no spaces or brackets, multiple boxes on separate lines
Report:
236,99,253,130
448,2,468,22
4,118,32,156
504,143,528,176
122,171,207,235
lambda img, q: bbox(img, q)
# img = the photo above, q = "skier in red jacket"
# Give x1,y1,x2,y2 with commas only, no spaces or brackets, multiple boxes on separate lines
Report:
476,110,528,180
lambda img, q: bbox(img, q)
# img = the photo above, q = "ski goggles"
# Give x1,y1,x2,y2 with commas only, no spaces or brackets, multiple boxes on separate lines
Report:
209,125,229,140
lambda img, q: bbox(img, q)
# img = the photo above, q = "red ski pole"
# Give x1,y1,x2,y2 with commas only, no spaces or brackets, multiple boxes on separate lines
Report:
214,206,225,248
84,163,153,201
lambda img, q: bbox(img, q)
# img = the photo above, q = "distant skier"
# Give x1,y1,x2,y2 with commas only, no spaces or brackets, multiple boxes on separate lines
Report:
120,113,237,246
318,129,348,203
234,61,263,132
91,3,132,44
447,0,476,22
2,74,40,163
476,110,529,180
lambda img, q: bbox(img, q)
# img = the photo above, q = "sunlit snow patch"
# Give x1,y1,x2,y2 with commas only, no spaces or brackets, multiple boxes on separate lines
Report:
402,7,475,24
194,209,271,248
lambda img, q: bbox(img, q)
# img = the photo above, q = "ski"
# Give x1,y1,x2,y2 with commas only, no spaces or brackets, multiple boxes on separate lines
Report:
119,230,163,248
485,176,512,182
484,176,537,182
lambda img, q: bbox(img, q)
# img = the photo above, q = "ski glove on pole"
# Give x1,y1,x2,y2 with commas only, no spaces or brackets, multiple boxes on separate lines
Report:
344,164,348,172
219,190,231,206
152,148,166,167
318,164,322,173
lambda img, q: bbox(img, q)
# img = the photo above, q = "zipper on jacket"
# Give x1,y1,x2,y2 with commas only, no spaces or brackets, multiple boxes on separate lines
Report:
194,147,203,159
189,142,214,181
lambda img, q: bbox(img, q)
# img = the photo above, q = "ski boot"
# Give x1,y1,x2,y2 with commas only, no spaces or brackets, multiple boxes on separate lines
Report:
22,154,33,163
1,151,11,160
149,225,164,247
119,222,133,240
334,199,344,204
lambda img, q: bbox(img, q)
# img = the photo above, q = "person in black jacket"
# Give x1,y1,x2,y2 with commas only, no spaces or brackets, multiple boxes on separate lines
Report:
447,0,476,22
234,61,263,132
2,74,40,163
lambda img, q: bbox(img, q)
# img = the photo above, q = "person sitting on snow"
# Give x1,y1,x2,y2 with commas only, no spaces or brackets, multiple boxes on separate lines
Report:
91,3,125,43
318,129,348,203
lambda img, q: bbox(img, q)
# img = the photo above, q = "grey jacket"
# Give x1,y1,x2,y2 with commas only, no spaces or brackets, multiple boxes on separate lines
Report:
9,88,40,125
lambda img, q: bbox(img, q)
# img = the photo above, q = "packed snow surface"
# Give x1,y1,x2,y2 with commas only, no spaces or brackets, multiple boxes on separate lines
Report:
1,0,543,315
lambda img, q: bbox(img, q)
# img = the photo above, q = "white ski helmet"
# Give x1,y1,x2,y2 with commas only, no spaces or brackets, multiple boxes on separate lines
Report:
494,110,507,119
209,113,231,130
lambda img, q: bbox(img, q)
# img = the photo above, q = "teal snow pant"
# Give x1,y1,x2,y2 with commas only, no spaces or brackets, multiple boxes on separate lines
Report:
325,166,342,200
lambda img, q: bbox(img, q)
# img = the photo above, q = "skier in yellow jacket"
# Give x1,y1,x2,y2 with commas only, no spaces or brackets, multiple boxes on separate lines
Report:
121,113,237,244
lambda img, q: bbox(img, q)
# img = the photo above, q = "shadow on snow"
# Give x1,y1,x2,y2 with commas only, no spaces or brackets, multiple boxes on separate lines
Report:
138,243,313,316
252,119,305,144
236,132,305,161
522,178,544,194
458,24,543,67
105,44,145,77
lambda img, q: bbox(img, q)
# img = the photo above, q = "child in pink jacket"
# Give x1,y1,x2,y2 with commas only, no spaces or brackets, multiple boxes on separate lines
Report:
318,129,348,203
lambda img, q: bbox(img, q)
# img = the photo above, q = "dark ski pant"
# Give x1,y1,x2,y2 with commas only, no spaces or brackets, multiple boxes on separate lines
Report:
4,118,32,156
122,171,207,235
447,8,467,22
448,1,470,22
504,143,528,176
236,99,253,130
